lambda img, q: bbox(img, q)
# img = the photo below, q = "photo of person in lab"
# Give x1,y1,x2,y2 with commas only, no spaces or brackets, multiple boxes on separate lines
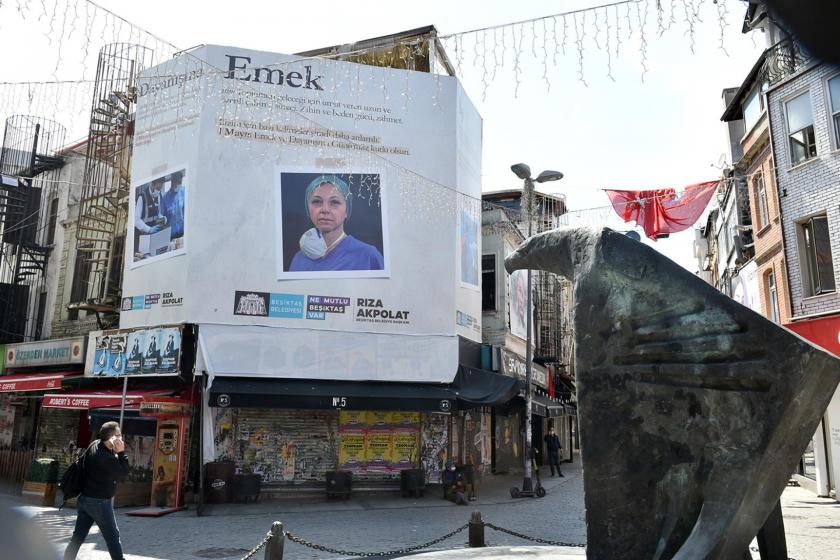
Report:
133,167,187,263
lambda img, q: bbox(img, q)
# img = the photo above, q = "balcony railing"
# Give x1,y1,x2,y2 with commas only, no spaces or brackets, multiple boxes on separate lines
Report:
764,38,813,87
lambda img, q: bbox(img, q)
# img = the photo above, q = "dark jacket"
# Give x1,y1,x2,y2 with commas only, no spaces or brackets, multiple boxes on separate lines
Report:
544,433,562,454
81,441,130,499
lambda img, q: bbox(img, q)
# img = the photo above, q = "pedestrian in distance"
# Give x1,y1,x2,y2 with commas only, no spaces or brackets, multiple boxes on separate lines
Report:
544,426,564,477
64,421,130,560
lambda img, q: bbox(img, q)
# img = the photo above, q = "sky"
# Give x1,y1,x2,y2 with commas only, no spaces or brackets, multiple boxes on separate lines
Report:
0,0,766,271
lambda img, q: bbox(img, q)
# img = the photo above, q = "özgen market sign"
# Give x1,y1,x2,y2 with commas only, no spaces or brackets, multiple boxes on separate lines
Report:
5,337,86,368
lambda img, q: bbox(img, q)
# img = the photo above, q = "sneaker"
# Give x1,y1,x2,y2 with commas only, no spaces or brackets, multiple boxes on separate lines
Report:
558,472,565,477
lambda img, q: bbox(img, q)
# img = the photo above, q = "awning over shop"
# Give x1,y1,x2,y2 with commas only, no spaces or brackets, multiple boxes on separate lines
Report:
208,366,521,412
209,377,457,412
452,365,522,407
0,371,81,393
530,394,570,418
785,315,840,358
42,388,175,410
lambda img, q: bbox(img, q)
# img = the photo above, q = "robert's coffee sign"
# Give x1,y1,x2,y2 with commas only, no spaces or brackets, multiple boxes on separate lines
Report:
5,337,86,368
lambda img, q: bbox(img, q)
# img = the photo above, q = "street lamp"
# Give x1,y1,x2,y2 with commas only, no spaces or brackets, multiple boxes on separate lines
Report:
510,163,563,498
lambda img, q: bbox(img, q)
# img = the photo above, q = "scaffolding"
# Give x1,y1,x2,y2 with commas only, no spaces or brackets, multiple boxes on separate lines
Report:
0,115,66,342
69,44,154,325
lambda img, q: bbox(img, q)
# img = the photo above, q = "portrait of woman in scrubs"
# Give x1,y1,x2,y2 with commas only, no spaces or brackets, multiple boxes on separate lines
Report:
289,175,385,272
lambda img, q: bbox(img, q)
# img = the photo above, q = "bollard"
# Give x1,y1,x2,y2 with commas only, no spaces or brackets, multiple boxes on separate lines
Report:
264,521,284,560
469,511,485,548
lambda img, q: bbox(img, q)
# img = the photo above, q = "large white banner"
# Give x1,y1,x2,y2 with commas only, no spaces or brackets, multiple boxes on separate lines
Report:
123,46,482,382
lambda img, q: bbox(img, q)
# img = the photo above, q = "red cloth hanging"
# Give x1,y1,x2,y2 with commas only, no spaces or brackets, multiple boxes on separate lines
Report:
605,180,719,241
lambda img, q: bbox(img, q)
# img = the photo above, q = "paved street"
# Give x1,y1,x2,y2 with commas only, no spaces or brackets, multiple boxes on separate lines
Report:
3,460,838,560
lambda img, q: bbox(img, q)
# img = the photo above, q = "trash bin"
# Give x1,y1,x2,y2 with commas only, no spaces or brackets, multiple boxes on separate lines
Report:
325,470,352,500
233,473,261,503
400,468,425,497
22,458,59,506
204,461,235,504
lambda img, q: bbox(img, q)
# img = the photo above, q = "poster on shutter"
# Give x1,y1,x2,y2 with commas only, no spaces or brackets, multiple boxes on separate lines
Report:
366,411,390,430
421,414,449,483
389,412,420,428
278,440,296,481
339,433,367,473
0,395,14,447
338,410,367,432
366,432,392,472
392,431,419,471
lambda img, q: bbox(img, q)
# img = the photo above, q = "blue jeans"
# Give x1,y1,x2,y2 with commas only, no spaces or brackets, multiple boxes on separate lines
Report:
64,495,125,560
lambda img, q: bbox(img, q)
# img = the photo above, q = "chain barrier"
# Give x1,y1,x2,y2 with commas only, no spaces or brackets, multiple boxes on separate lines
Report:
483,521,586,548
240,530,275,560
242,519,794,559
284,523,469,558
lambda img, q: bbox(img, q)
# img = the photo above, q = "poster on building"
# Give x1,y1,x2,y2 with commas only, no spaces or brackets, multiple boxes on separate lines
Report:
509,269,530,341
86,326,183,377
276,171,388,279
338,433,367,473
158,328,181,373
125,330,146,375
131,166,187,268
107,335,127,376
122,45,483,382
459,206,479,289
338,410,420,473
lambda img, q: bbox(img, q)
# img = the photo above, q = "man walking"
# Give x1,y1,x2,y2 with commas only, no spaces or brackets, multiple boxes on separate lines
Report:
64,421,130,560
543,426,564,477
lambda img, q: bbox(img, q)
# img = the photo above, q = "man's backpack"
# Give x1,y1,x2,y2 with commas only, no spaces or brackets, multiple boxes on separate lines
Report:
58,445,89,508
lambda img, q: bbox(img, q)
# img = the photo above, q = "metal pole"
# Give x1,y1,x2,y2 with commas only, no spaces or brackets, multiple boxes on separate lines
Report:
119,375,128,426
523,177,534,493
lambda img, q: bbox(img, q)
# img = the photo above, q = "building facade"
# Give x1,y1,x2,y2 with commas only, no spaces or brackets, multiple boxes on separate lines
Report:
481,189,576,475
733,0,840,500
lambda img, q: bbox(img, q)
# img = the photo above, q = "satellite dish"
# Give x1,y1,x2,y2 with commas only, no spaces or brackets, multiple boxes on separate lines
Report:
624,230,641,242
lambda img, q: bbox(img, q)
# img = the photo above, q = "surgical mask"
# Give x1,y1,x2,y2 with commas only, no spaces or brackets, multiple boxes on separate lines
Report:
299,228,327,260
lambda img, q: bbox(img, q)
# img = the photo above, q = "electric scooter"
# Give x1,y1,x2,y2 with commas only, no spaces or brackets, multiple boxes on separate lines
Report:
510,448,546,498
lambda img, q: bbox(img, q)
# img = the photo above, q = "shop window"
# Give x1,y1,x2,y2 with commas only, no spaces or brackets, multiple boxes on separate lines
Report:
800,214,835,296
482,254,496,311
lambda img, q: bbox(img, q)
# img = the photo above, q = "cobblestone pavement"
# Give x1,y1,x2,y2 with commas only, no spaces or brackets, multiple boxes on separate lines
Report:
3,461,838,560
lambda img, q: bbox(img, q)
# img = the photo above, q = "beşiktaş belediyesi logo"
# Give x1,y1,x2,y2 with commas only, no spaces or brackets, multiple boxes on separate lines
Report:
233,291,269,316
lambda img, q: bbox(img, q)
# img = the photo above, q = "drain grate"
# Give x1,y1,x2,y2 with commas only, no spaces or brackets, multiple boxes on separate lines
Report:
192,547,251,558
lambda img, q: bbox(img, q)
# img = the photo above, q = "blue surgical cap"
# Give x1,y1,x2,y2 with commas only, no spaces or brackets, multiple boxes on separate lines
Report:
305,175,352,218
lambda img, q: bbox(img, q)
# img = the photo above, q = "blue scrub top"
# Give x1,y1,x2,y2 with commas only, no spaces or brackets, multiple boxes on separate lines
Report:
290,235,384,272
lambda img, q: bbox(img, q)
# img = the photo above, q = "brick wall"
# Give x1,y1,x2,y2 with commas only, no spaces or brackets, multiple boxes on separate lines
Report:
747,146,792,323
768,62,840,318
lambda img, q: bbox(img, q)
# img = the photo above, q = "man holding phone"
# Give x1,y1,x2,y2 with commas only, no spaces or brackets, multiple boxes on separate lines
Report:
64,421,130,560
